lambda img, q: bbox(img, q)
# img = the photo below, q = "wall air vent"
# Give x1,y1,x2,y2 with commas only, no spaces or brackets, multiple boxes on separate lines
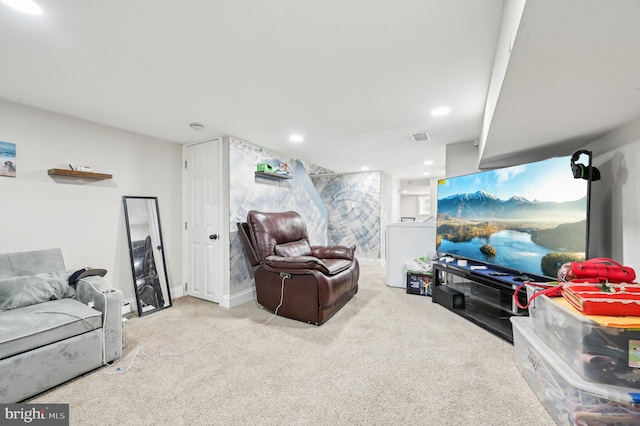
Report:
410,131,431,142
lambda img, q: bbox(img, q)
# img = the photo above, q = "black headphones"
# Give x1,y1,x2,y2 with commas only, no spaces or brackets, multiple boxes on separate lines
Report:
571,150,600,181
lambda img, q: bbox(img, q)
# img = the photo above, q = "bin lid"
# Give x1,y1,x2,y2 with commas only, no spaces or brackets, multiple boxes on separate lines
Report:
554,297,640,329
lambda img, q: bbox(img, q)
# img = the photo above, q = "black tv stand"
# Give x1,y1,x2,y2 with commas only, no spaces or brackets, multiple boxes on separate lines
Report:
431,259,549,342
513,275,532,282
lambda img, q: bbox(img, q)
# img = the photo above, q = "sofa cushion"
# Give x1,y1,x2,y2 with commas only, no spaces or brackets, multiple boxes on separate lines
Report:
0,299,101,360
275,239,312,257
0,271,75,312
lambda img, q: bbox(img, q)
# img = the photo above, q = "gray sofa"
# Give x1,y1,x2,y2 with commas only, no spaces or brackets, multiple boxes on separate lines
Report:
0,249,123,403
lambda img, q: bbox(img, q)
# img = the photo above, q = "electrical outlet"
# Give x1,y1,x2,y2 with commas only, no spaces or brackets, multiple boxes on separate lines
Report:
121,300,135,316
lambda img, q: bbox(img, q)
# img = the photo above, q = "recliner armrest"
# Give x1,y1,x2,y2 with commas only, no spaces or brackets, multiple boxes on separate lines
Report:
264,255,330,274
75,276,123,363
263,255,354,276
311,245,356,260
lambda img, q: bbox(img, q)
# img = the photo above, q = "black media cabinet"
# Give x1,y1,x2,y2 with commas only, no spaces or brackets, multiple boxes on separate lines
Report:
431,259,550,342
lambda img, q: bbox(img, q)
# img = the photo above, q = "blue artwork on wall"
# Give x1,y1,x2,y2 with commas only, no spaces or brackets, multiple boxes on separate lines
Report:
312,172,381,260
228,138,328,293
228,138,385,296
0,141,16,178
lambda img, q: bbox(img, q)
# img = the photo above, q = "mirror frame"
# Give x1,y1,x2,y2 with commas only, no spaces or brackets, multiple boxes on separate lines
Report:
123,196,172,316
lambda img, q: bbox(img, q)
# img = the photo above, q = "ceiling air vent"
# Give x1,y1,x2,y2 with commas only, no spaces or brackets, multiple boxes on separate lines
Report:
410,131,431,142
189,122,205,132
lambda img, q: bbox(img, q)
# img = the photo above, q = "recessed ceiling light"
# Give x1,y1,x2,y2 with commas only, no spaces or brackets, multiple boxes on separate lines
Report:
430,106,451,117
422,172,430,176
189,123,205,132
0,0,42,14
423,160,434,165
289,134,304,143
361,166,370,171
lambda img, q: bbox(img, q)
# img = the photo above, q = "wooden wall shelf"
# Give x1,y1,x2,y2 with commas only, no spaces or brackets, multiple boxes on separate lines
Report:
48,168,113,180
255,171,292,180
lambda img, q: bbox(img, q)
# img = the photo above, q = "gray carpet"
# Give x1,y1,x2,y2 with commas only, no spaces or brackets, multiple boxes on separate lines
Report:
29,265,554,425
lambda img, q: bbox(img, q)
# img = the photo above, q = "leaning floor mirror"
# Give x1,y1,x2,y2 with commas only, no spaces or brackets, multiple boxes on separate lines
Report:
123,196,172,316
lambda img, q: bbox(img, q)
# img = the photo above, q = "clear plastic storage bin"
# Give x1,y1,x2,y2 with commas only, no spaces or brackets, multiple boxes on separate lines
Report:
527,285,640,387
511,317,640,426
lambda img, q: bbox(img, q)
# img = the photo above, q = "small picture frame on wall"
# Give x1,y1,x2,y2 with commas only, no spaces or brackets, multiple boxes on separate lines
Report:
0,141,16,178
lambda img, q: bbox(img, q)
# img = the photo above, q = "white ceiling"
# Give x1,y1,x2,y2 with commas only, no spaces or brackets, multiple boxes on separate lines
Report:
481,0,640,169
0,0,504,183
2,0,640,190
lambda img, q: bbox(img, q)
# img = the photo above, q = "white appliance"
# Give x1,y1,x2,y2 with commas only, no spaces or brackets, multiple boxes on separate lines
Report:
386,218,437,288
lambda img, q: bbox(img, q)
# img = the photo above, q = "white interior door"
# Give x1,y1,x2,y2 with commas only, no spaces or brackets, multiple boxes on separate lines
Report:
184,139,222,303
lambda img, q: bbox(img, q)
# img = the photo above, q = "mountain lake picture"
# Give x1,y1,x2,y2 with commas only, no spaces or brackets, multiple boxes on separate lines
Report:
436,156,589,277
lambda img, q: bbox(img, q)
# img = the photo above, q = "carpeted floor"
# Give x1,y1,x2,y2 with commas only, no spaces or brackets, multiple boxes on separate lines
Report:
29,265,554,425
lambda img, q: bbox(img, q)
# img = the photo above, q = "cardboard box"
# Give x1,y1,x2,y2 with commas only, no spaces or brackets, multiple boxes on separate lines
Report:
256,163,276,172
406,271,432,296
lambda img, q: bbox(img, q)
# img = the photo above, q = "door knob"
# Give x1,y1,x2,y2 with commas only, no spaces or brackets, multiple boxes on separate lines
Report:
209,234,218,240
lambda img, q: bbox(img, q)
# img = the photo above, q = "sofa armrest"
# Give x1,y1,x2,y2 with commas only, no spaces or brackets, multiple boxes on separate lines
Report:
75,276,123,363
264,255,330,274
311,245,356,260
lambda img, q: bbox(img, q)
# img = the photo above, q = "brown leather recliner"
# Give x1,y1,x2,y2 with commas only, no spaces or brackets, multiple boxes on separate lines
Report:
238,210,359,325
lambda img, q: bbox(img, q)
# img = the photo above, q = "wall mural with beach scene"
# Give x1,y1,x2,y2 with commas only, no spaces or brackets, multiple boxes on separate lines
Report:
436,155,590,279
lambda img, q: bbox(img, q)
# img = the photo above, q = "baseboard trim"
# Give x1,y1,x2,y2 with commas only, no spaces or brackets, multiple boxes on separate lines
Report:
121,285,185,316
171,284,185,299
221,286,256,308
358,258,383,267
121,298,136,316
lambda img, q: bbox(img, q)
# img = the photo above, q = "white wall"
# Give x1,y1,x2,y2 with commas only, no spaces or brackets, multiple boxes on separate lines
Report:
478,0,527,160
586,116,640,274
429,178,439,215
445,140,481,177
400,194,431,221
381,171,400,262
0,99,183,303
389,175,401,224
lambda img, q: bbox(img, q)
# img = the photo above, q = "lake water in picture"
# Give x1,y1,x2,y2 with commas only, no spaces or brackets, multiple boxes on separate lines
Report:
438,230,553,275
